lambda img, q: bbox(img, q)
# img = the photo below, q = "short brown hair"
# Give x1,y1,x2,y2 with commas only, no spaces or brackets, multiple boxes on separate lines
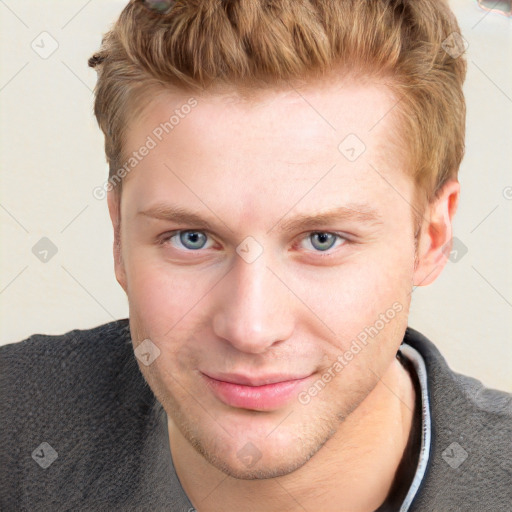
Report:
89,0,467,225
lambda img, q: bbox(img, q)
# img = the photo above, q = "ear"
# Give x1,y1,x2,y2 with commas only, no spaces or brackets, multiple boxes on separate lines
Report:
413,179,460,286
107,189,128,293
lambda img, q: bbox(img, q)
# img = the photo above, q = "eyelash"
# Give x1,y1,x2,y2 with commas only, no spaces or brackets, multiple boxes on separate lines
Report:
158,230,350,257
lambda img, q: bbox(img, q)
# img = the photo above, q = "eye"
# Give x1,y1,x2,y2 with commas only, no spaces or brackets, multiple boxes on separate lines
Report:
159,230,348,255
299,232,347,253
161,230,214,251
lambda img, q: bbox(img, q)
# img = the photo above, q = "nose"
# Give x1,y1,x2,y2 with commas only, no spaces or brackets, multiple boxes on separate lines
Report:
212,251,294,354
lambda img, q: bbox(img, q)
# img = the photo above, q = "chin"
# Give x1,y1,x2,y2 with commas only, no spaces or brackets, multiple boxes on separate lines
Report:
193,439,314,480
182,415,339,480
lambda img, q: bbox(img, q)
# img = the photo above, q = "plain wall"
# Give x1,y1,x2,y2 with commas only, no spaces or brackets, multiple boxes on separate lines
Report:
1,0,511,391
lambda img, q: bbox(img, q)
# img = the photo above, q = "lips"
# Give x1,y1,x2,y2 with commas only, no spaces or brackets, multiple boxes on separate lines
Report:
201,372,313,411
205,372,309,387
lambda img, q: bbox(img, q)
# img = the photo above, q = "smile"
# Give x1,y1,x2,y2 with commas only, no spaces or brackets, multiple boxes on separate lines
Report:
201,372,313,411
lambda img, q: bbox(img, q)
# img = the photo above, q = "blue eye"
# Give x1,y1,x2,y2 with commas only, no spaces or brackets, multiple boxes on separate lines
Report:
163,230,210,250
302,232,345,253
160,230,346,255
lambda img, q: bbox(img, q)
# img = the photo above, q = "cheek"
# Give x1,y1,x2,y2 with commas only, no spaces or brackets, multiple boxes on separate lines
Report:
123,249,204,336
126,263,208,382
293,241,414,333
296,245,414,405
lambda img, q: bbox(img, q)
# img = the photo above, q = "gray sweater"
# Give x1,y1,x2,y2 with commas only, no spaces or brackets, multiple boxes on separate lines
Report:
1,319,511,511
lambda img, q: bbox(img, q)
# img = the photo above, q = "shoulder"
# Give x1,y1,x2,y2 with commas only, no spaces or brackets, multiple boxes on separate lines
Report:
0,317,145,425
0,317,132,366
0,319,135,409
0,317,142,435
403,327,512,511
403,326,512,419
0,319,159,510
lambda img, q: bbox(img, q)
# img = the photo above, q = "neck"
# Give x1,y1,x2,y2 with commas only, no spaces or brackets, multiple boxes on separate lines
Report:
168,358,416,512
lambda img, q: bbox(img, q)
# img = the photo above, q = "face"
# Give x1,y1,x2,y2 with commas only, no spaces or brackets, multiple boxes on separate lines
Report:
110,78,422,479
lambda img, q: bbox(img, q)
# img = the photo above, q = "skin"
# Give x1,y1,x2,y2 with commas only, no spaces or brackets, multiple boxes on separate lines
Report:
107,77,459,512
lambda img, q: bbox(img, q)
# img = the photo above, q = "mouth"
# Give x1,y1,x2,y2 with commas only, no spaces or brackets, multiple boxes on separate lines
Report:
201,372,313,411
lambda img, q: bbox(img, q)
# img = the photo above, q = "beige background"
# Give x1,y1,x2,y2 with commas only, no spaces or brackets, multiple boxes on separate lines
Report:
1,0,511,392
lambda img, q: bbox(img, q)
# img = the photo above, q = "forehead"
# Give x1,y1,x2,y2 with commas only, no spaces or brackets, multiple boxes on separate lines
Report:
121,78,409,225
127,78,403,164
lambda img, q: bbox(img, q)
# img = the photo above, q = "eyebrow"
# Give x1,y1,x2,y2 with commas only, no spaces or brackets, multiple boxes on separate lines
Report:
137,203,383,234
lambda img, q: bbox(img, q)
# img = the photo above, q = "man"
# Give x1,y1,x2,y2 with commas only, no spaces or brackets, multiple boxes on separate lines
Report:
1,0,511,511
